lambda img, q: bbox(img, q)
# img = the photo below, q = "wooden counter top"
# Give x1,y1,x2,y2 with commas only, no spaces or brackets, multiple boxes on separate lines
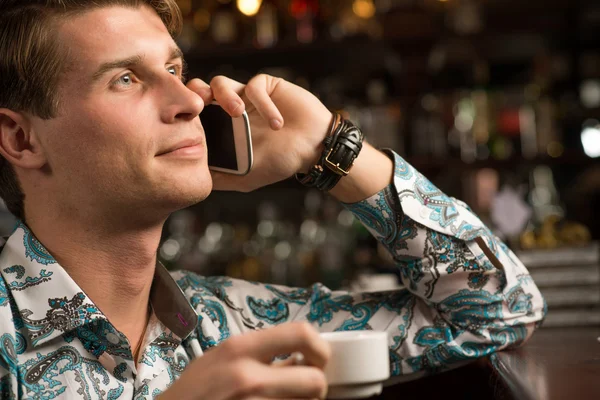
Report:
366,328,600,400
488,328,600,400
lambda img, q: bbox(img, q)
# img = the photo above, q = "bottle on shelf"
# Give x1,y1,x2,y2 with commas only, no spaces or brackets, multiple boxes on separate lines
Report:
211,0,239,44
411,93,447,159
255,0,279,48
289,0,319,44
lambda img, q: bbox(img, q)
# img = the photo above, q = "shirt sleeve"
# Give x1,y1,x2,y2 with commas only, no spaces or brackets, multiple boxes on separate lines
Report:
335,150,546,378
176,151,546,381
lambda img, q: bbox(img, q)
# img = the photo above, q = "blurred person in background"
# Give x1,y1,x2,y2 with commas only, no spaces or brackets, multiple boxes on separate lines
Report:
0,0,545,399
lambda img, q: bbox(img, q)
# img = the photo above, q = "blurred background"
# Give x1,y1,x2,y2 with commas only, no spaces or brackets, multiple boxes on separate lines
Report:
1,0,599,327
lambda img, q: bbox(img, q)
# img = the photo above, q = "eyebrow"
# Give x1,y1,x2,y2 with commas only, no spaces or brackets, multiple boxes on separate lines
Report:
91,46,184,82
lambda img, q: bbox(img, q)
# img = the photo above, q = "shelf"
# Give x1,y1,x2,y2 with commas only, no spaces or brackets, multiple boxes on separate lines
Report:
200,152,598,197
183,37,393,69
406,152,598,172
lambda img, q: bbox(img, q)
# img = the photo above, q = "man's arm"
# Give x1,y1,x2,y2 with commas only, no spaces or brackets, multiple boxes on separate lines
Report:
177,148,545,381
180,74,545,379
336,149,546,378
329,142,394,204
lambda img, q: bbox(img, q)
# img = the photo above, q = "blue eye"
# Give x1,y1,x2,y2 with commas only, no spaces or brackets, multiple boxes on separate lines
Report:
116,73,133,86
167,66,177,75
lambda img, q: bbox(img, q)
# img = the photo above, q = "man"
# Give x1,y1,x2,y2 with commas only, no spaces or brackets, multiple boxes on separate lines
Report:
0,1,545,399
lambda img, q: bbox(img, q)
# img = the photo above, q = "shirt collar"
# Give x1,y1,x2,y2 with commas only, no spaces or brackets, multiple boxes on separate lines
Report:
0,222,197,348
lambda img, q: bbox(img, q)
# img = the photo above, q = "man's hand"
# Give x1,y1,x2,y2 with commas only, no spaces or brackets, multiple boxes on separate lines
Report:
187,75,332,193
158,322,331,400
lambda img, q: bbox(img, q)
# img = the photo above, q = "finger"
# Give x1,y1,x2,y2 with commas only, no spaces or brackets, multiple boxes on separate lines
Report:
247,364,328,399
244,396,320,400
271,352,305,367
186,78,213,105
245,74,285,130
227,322,331,369
210,75,246,117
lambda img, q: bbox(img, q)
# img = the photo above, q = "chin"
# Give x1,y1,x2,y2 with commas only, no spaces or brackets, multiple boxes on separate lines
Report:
149,161,211,210
164,175,213,211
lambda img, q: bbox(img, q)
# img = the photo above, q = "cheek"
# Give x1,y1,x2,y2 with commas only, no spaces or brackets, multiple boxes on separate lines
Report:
54,105,154,170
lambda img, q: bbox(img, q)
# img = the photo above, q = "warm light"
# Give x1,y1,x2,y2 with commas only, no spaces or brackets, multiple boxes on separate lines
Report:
581,80,600,108
176,0,192,16
353,0,376,19
581,125,600,158
237,0,262,17
193,9,211,32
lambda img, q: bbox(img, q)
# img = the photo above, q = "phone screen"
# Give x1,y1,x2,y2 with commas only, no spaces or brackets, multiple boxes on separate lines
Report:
200,104,238,170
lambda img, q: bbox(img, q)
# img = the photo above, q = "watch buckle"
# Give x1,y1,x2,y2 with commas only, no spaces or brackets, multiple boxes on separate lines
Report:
325,148,352,176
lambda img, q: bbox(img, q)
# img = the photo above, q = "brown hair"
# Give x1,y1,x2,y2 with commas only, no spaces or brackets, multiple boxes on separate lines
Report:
0,0,182,221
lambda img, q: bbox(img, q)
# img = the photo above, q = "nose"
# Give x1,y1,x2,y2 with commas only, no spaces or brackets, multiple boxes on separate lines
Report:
159,76,205,124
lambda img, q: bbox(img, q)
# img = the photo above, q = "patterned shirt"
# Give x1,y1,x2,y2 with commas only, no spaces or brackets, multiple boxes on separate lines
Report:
0,151,546,399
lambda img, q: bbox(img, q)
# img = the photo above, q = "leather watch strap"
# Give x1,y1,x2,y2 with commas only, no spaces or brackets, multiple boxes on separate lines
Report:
296,114,364,192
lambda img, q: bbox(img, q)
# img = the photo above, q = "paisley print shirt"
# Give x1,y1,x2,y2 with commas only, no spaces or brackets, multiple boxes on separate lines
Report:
0,151,546,399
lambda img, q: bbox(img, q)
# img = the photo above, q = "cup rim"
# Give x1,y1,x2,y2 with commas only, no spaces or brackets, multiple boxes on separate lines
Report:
319,330,388,342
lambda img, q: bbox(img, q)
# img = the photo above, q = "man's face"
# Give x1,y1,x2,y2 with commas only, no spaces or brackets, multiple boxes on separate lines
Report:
31,5,210,220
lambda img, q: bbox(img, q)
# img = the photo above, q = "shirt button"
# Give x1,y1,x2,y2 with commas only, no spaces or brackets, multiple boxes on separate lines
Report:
419,207,428,219
106,333,120,344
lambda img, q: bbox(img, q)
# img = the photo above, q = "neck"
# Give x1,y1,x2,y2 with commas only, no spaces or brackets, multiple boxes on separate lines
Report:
24,206,167,343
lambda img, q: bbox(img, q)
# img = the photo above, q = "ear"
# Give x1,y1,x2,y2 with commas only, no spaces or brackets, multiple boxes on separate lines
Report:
0,109,47,170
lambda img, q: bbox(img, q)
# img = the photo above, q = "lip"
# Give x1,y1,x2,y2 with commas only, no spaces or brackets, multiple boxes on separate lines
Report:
157,138,204,157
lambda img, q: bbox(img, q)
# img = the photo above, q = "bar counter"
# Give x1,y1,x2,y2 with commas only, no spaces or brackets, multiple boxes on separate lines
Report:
368,328,600,400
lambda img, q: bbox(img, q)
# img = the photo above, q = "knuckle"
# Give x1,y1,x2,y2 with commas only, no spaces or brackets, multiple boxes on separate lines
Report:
220,336,244,359
187,77,207,87
295,321,318,341
244,82,260,99
209,75,227,89
293,322,331,367
229,362,263,397
251,73,268,83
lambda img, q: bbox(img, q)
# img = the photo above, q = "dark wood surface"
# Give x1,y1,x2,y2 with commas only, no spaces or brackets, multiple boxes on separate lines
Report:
487,328,600,400
373,359,495,400
365,327,600,400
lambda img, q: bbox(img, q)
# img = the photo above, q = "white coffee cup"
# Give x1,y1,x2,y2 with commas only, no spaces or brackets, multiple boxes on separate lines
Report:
320,331,390,399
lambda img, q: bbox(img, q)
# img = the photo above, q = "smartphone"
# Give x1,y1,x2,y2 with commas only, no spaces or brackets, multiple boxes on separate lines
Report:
200,103,253,175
